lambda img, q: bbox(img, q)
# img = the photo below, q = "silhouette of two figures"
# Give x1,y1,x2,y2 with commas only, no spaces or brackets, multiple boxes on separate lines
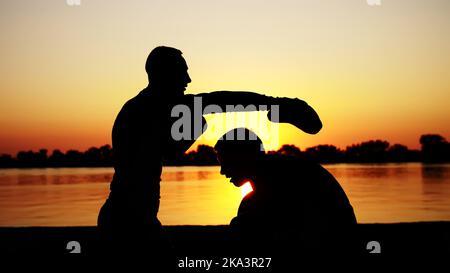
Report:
97,46,355,259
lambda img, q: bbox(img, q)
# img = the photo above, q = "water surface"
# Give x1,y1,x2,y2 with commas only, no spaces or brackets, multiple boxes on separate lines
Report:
0,163,449,226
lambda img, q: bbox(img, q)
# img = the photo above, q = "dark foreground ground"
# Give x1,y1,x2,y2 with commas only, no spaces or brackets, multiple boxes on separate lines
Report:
0,222,449,270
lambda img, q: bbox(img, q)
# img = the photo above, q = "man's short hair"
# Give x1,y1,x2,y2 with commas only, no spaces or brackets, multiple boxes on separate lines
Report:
214,128,265,155
145,46,183,79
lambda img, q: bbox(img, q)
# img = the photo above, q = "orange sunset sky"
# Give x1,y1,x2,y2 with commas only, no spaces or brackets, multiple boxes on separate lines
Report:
0,0,449,155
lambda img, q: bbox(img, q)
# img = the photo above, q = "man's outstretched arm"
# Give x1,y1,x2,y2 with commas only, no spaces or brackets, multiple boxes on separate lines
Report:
195,91,322,134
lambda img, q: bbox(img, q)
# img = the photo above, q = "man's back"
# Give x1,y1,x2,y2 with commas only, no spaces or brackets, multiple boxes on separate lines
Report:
98,89,165,230
100,89,206,228
111,89,165,195
231,155,357,253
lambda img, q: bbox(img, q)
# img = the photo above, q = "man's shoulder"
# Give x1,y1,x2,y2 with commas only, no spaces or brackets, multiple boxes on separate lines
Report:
263,154,313,168
121,89,163,111
119,90,144,109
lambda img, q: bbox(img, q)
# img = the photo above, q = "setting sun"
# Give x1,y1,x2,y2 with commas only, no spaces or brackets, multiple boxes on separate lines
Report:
240,181,254,198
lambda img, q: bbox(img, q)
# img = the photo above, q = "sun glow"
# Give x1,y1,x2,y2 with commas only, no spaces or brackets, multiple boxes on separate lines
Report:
240,181,254,198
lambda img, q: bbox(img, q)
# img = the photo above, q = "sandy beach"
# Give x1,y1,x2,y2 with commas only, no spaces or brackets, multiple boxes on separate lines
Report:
1,222,449,257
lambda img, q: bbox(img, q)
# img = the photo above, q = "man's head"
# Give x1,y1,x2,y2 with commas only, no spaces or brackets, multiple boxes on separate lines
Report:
145,46,191,96
214,128,265,187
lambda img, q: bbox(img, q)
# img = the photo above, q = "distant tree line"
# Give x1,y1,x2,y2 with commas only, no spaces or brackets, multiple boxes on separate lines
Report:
0,145,114,168
0,134,448,168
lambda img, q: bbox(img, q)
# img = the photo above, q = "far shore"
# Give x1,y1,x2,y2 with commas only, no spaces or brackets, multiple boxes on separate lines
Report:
2,161,449,169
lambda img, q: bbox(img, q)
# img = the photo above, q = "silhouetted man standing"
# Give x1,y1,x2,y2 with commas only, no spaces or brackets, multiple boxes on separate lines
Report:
97,46,322,257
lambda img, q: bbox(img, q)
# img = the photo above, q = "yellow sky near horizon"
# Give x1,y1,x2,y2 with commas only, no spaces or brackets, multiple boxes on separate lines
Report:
0,0,449,155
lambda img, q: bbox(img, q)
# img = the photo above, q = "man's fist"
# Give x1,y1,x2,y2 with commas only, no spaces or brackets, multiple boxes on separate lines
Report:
267,97,322,135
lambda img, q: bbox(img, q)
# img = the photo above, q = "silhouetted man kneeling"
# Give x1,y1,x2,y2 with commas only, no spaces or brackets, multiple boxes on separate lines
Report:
214,128,357,258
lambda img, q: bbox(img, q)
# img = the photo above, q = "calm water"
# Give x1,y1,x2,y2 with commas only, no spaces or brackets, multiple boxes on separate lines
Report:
0,163,449,226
